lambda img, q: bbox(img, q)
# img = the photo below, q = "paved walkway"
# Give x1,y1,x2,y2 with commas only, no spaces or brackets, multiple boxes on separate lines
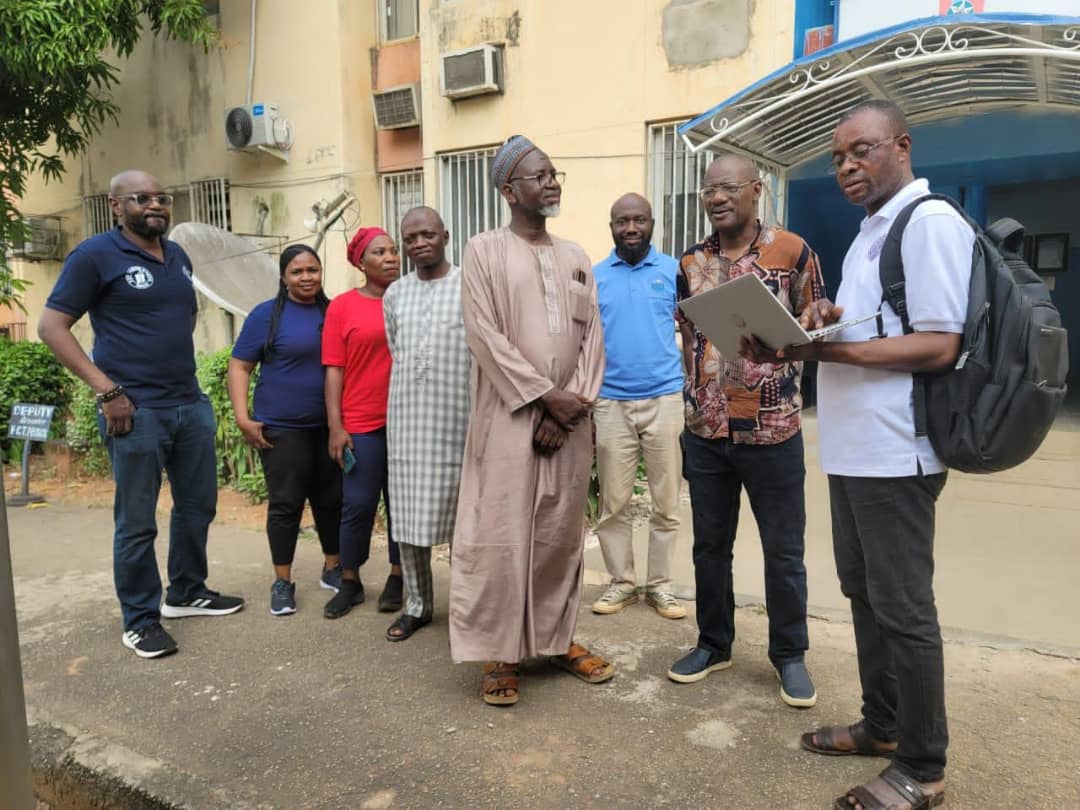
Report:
9,485,1080,808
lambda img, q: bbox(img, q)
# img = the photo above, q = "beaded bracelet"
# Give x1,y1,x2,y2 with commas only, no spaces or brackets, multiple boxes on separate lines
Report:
96,385,126,403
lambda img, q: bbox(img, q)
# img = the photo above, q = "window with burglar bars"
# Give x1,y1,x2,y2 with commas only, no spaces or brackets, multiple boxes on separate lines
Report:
83,193,113,236
647,122,785,258
381,170,424,275
438,147,508,267
381,0,418,42
189,177,231,231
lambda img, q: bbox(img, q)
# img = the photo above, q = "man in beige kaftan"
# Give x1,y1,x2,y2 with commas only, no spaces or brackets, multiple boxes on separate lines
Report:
449,135,615,706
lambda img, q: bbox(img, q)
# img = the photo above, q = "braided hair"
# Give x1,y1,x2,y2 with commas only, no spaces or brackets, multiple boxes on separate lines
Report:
263,244,330,358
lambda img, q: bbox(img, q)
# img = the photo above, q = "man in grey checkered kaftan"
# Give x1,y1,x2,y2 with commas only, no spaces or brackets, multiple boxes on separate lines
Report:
383,216,470,635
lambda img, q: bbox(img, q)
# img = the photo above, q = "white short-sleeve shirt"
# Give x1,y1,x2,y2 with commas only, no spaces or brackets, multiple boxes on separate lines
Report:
817,178,974,477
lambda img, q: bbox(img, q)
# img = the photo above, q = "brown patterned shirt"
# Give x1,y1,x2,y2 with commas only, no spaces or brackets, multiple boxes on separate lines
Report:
676,223,824,445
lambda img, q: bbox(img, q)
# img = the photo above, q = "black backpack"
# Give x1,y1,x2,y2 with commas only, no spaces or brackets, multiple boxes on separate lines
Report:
879,194,1068,473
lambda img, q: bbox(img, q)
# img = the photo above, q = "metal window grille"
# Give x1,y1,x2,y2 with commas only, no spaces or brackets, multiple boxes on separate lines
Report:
647,122,786,258
189,177,231,231
438,147,508,267
381,171,424,274
382,0,418,41
82,194,113,236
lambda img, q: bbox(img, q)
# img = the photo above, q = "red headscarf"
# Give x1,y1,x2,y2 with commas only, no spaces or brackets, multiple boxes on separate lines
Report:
347,226,391,268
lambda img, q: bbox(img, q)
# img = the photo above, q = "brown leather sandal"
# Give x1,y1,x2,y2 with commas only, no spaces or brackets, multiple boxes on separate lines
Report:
801,720,897,758
481,661,519,706
551,642,615,684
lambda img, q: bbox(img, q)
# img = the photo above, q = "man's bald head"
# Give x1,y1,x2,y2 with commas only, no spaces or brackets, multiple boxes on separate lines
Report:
609,193,651,222
109,170,162,196
400,205,450,276
108,170,170,240
401,205,446,232
609,192,654,264
706,154,759,184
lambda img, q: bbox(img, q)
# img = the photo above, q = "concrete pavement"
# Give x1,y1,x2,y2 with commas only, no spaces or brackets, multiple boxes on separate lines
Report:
8,488,1080,808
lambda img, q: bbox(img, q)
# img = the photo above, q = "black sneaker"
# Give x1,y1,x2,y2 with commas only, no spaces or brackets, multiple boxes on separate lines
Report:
269,579,296,616
667,647,732,684
122,622,178,659
324,578,364,619
160,590,245,618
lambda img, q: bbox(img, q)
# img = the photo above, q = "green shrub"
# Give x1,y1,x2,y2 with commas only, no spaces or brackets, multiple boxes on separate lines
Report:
196,347,264,497
65,375,111,476
0,338,72,460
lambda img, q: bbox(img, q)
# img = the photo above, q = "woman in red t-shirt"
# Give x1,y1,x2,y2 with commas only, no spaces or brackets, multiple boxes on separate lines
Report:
321,227,402,619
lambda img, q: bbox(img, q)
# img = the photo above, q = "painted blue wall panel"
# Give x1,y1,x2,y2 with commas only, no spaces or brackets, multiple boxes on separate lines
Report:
794,0,836,58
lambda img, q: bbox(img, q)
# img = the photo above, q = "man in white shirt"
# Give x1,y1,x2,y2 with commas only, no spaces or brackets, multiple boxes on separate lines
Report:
743,100,972,810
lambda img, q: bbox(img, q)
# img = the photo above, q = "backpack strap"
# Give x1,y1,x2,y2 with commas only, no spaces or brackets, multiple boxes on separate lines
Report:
878,193,973,437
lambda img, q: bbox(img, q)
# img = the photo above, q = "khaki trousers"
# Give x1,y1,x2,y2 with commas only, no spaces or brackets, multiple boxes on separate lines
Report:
593,392,684,590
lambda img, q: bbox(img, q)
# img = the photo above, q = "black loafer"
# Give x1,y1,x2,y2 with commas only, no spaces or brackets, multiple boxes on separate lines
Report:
324,579,364,619
667,647,732,684
377,574,403,613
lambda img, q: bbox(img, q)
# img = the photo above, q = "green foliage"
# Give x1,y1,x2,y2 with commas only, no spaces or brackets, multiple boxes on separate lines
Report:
0,338,71,458
64,375,110,476
196,347,264,498
0,0,216,308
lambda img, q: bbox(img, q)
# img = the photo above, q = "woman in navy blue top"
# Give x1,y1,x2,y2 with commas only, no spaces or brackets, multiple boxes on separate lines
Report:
227,245,342,616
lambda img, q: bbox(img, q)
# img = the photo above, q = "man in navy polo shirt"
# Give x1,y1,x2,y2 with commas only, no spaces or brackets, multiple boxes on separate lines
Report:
590,193,687,621
39,169,243,659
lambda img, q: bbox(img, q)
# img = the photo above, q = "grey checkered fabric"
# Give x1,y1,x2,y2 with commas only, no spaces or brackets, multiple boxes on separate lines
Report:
384,267,470,549
399,543,434,619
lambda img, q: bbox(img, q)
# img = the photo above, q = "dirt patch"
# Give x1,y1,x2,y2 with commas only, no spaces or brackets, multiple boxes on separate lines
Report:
5,452,276,533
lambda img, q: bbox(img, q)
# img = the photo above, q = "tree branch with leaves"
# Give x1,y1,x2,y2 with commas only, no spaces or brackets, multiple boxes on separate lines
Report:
0,0,216,310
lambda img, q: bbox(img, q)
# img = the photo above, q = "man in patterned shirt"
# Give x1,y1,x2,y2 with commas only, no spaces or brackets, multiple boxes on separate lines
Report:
383,207,470,642
666,154,824,709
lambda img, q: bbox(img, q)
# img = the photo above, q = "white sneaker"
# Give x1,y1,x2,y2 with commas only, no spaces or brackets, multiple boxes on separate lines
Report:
591,585,639,614
645,590,687,620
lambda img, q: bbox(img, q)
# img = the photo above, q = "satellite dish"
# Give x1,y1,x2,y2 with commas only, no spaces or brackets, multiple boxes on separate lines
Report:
170,222,280,317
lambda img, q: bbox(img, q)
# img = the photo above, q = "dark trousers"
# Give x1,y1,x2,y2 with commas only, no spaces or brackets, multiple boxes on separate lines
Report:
259,427,341,567
340,428,399,571
99,398,217,631
683,430,809,666
829,472,949,783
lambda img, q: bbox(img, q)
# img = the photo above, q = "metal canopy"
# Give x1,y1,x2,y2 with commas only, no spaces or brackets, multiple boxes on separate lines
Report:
679,14,1080,168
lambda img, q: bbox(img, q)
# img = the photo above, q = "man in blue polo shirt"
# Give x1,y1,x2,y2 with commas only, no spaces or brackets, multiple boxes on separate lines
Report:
590,193,686,620
38,169,243,660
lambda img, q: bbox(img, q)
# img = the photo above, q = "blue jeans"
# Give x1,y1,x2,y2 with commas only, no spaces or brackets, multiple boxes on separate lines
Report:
99,397,217,630
683,430,809,666
340,428,399,571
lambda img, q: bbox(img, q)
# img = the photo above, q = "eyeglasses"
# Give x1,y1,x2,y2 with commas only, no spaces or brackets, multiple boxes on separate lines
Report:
698,180,757,202
508,171,565,188
111,192,174,207
828,136,901,174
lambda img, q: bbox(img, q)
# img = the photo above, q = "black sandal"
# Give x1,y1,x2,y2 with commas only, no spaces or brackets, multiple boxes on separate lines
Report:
385,613,431,642
801,720,897,758
833,763,945,810
377,574,403,612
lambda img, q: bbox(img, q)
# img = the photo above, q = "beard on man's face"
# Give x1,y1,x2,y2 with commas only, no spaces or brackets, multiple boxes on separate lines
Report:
127,211,170,237
614,235,651,265
538,204,560,218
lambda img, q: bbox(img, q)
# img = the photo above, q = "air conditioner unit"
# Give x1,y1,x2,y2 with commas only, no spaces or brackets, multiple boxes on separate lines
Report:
225,103,294,151
372,84,421,130
10,216,62,261
440,44,503,100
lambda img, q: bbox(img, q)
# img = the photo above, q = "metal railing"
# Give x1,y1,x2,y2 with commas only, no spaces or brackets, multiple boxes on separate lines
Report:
438,147,507,267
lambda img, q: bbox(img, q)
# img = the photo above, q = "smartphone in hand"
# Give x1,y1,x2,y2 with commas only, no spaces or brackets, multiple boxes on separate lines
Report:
342,446,357,474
